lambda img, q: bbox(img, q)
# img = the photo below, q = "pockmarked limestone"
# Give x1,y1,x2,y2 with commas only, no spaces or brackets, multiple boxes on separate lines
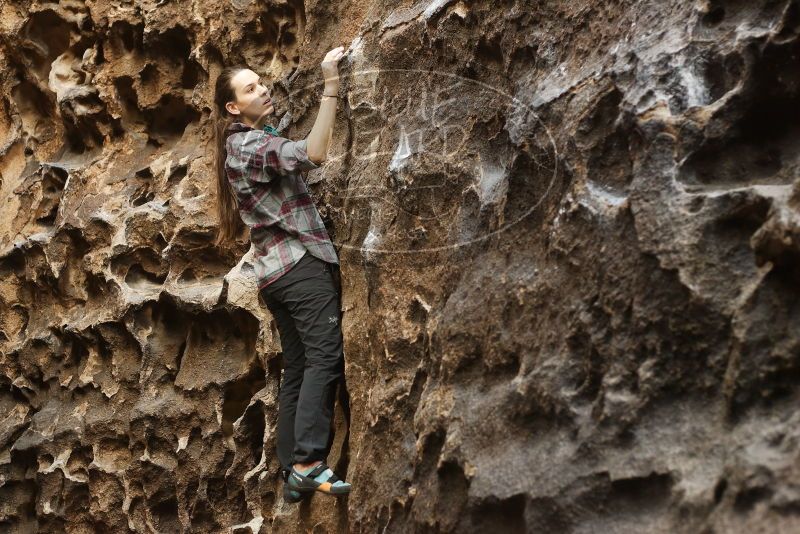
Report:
1,0,799,532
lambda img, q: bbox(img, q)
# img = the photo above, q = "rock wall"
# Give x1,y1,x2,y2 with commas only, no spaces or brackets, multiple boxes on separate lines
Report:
1,0,799,532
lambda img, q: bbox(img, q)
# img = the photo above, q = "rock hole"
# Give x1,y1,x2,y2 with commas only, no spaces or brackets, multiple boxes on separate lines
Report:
609,472,674,507
140,63,158,85
131,190,155,207
22,10,73,77
135,167,153,179
11,78,53,140
174,339,187,376
206,476,230,507
579,345,605,403
416,428,445,479
170,228,215,249
469,493,527,533
95,40,105,65
687,196,705,213
179,182,201,199
109,20,143,54
154,233,168,252
221,360,267,439
406,297,429,324
59,86,115,153
150,497,180,532
113,75,145,127
39,452,55,469
503,146,561,230
714,478,728,503
437,460,470,517
181,60,202,90
239,403,266,466
733,486,773,513
36,204,58,226
66,445,93,480
577,88,623,145
66,336,90,372
702,6,725,26
85,272,110,301
679,40,800,188
701,51,744,103
125,264,167,288
144,94,201,144
179,268,196,282
167,164,188,185
777,0,800,41
475,34,504,66
0,248,26,276
144,27,191,63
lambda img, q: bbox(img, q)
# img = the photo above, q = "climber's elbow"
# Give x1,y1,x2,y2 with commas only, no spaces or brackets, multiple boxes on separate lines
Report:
304,136,329,165
307,152,326,165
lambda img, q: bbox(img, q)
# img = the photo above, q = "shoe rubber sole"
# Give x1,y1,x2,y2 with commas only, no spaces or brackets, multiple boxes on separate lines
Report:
283,483,309,503
288,467,351,495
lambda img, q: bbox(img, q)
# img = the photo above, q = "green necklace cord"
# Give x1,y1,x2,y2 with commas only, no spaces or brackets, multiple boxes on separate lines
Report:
262,124,280,136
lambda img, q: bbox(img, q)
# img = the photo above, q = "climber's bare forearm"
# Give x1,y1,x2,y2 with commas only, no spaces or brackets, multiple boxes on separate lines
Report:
305,80,338,164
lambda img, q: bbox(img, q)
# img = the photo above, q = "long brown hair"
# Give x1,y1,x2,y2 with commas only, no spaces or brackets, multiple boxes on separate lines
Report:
213,65,247,247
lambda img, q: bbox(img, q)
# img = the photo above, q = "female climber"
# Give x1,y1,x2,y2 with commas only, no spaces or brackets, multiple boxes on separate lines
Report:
211,46,351,502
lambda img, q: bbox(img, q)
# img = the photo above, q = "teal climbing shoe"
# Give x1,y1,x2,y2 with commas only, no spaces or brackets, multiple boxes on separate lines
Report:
283,481,307,503
288,462,351,496
281,468,310,503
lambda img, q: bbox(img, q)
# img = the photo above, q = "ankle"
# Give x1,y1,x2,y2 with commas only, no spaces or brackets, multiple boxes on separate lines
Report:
294,460,321,470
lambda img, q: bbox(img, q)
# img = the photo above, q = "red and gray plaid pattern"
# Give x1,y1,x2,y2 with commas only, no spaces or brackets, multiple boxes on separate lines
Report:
224,121,339,289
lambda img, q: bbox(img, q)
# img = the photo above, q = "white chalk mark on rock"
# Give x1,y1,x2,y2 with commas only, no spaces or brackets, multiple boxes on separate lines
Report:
475,156,509,208
389,124,412,172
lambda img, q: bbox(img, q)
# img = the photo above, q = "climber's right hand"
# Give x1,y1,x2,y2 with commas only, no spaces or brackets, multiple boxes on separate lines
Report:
321,46,345,85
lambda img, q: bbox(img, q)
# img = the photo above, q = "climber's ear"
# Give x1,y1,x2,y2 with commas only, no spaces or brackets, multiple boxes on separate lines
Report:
225,101,241,116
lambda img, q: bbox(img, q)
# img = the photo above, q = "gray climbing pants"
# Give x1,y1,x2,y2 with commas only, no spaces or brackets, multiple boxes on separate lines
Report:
259,250,344,475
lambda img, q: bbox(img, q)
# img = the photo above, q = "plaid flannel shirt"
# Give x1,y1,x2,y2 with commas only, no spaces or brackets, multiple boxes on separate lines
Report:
224,121,339,289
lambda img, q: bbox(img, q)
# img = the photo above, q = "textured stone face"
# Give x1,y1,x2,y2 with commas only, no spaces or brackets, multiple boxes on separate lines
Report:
1,0,799,532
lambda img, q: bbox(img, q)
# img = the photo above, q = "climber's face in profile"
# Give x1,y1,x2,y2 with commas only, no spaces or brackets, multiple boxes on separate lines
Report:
225,68,274,124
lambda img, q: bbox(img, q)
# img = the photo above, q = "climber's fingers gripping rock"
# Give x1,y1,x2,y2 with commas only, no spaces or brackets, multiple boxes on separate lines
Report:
321,46,345,85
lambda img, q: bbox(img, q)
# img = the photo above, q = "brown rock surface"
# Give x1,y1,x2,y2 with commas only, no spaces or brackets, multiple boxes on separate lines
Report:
2,0,799,532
